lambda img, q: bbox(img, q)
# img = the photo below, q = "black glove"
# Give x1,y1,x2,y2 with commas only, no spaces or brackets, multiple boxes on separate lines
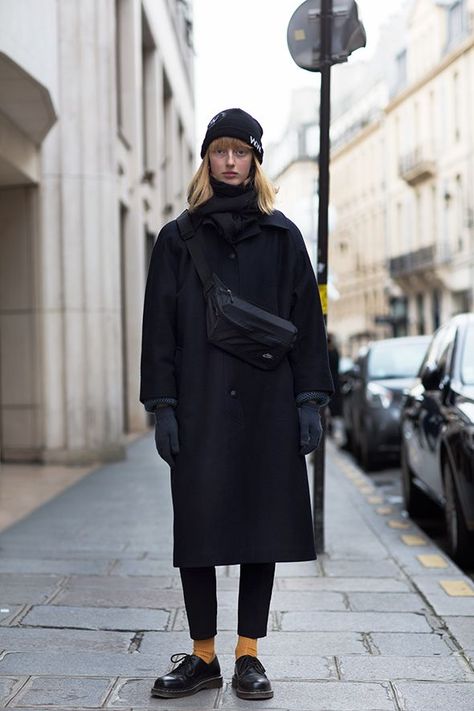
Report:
154,406,180,468
298,402,323,455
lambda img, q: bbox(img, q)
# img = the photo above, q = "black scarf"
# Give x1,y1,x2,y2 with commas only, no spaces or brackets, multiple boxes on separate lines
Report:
194,177,262,244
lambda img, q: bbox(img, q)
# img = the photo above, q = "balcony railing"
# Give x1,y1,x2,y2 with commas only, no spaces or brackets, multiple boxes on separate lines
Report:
389,245,436,278
399,145,436,186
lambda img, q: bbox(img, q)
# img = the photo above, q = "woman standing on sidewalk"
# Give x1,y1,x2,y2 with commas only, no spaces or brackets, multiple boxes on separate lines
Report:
140,108,333,700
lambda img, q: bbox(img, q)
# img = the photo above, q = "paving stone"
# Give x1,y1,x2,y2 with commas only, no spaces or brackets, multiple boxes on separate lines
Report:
393,680,474,710
324,535,389,560
338,655,472,681
0,605,23,625
55,579,184,608
410,576,474,616
273,561,322,577
0,547,141,560
219,680,396,710
278,577,411,593
215,589,346,612
0,557,111,575
347,593,426,613
250,654,338,681
370,632,454,656
171,607,280,633
11,676,114,707
21,605,170,631
441,617,474,649
0,627,133,652
140,630,367,656
280,611,431,633
0,574,63,604
0,651,168,676
388,547,460,578
322,559,403,578
0,677,27,705
110,559,176,577
108,677,220,708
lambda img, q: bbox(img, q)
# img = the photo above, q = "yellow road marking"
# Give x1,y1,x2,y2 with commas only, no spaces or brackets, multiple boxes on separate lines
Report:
367,496,383,504
360,486,375,494
376,506,393,515
401,534,428,546
439,580,474,596
417,554,448,569
388,520,411,529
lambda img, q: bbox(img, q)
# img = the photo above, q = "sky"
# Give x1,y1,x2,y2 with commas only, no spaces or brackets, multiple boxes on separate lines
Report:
193,0,408,149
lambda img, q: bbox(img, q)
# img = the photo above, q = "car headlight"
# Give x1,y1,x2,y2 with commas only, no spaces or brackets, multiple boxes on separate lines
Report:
366,382,393,409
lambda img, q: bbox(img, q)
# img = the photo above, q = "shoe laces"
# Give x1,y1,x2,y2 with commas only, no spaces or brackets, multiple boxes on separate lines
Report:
238,655,266,675
170,652,196,675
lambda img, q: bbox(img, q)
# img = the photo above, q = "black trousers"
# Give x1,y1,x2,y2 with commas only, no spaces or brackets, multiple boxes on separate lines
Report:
179,563,276,640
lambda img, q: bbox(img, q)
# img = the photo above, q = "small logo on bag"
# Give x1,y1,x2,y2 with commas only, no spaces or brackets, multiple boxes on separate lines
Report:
262,352,274,359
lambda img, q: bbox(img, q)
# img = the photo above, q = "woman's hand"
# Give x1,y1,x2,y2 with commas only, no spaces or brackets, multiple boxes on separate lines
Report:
154,406,180,467
298,402,323,455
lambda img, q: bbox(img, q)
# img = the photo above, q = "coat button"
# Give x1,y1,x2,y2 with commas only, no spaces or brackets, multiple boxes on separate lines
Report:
228,252,236,259
230,389,237,398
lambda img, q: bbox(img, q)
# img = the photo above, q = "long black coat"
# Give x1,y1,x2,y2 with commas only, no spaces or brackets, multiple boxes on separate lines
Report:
140,210,333,567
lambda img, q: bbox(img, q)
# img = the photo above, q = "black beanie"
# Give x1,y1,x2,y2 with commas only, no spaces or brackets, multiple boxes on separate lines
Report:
200,108,264,163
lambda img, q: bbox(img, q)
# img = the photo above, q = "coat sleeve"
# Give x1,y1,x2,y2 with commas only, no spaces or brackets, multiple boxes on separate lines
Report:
139,223,179,409
287,224,334,398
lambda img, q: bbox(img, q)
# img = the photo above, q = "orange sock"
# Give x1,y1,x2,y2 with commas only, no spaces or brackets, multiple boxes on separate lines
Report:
235,635,258,659
193,636,216,664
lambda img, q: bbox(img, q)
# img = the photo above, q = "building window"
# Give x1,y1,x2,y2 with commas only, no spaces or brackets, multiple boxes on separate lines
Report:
447,0,467,48
395,49,407,91
115,0,124,132
432,289,441,330
455,173,464,250
416,293,425,334
453,71,461,141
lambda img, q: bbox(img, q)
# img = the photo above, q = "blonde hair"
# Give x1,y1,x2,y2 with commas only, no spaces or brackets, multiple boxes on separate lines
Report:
187,137,278,214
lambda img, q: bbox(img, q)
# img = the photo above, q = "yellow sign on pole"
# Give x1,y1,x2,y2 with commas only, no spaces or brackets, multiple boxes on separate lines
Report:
319,284,328,315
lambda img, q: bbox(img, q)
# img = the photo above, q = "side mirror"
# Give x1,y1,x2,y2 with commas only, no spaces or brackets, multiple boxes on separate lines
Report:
421,363,441,391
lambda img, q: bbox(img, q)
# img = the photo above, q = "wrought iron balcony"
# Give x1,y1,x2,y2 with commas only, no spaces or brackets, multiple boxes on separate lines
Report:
389,245,436,279
399,146,436,186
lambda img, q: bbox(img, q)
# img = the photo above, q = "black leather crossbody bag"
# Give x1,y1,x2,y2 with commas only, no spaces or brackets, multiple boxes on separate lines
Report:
176,210,298,371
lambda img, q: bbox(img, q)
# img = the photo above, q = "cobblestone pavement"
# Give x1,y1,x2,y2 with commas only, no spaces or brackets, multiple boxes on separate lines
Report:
1,435,473,710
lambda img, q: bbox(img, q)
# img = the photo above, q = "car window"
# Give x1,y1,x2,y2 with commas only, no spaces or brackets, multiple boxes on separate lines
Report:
461,324,474,385
420,327,448,370
437,326,457,379
367,340,429,379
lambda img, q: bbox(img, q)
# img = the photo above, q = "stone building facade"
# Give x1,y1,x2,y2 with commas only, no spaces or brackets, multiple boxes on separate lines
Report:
329,0,474,353
0,0,194,463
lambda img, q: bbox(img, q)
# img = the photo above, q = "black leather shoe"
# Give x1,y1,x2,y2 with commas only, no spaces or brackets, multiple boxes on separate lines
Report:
232,654,274,699
151,653,223,698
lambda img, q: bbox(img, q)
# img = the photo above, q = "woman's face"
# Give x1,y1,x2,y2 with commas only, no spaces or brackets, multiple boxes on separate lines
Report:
209,138,253,186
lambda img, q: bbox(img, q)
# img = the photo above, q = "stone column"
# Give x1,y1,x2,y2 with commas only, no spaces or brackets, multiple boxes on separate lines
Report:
39,0,124,463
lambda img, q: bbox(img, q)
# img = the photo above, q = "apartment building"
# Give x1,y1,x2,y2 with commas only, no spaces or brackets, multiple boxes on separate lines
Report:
0,0,195,463
330,0,474,353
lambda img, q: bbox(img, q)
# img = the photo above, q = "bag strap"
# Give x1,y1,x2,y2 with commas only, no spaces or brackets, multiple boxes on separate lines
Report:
176,210,214,295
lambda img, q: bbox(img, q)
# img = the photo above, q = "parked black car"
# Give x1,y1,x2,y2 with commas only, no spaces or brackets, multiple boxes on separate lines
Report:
343,335,431,470
400,313,474,566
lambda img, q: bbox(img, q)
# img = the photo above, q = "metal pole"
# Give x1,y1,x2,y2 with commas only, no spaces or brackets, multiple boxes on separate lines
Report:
313,0,332,555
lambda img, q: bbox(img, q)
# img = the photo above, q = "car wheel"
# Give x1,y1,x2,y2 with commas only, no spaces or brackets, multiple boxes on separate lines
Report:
401,442,426,518
360,431,377,472
444,457,474,567
343,424,353,451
